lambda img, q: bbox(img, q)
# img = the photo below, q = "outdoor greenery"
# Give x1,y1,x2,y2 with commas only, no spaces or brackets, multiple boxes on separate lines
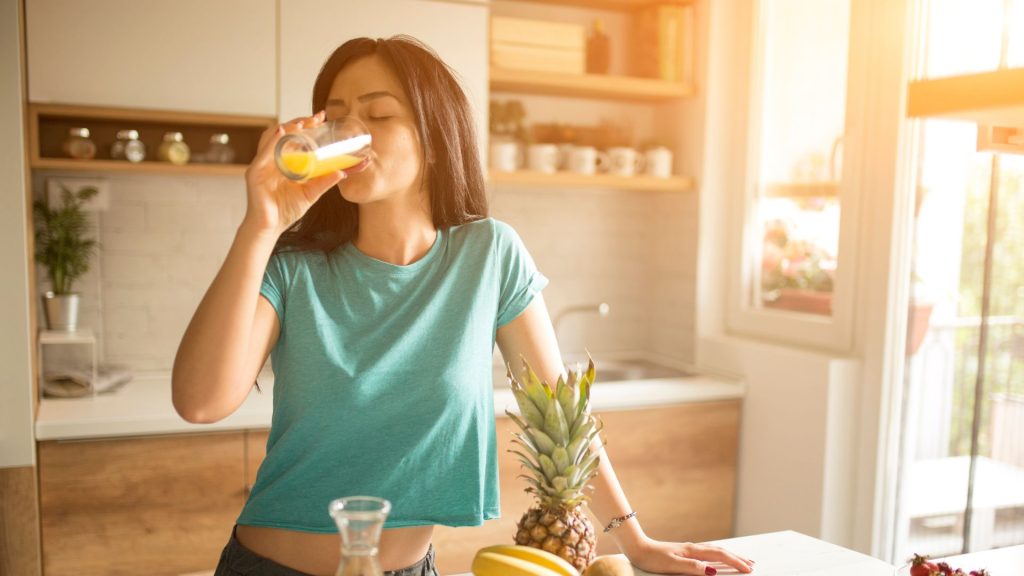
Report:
948,154,1024,458
33,186,98,295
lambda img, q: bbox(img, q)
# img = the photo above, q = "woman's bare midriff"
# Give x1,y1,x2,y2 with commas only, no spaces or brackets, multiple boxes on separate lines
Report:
235,524,435,576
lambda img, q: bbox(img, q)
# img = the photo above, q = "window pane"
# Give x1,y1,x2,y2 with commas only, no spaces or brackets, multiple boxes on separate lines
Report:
753,0,850,316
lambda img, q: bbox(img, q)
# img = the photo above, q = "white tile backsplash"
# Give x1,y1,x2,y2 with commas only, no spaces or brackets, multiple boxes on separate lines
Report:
491,185,697,364
33,172,697,373
33,172,246,372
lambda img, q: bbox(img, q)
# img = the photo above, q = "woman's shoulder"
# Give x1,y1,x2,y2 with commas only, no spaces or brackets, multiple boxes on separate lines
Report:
447,217,521,244
268,246,330,273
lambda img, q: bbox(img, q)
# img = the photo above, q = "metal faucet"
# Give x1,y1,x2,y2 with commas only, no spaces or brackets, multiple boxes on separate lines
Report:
553,302,611,344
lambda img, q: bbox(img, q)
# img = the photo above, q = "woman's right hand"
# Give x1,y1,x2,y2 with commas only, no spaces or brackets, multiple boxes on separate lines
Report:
241,111,346,237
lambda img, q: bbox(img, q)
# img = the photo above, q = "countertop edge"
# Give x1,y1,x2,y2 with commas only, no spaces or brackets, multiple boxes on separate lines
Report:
36,373,745,442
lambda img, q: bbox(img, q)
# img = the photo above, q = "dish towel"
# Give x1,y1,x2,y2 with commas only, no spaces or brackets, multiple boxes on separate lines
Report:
43,367,133,398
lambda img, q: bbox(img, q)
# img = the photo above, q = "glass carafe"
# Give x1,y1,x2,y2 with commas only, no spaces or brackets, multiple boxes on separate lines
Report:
328,496,391,576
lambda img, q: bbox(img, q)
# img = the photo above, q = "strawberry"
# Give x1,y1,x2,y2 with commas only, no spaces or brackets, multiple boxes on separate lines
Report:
910,554,937,576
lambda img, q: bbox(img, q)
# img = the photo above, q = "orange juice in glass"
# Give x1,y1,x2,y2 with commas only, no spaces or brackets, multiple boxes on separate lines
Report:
275,116,372,181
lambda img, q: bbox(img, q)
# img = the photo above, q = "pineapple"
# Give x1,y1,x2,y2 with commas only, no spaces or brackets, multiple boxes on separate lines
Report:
505,357,604,572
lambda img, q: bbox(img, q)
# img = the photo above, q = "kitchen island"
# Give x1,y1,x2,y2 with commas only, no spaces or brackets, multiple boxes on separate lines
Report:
454,531,897,576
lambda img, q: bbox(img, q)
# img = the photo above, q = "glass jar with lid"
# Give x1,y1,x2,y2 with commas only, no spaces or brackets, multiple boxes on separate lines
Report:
205,133,236,164
157,132,191,165
63,127,96,160
110,130,146,163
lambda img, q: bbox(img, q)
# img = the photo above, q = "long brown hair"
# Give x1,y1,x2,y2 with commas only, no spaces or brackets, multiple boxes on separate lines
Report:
275,35,488,254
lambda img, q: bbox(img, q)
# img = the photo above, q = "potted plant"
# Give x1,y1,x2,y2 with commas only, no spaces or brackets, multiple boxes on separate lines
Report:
33,185,98,331
761,219,836,315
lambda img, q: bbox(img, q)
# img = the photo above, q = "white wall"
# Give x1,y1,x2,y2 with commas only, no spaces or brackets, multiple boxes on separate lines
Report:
0,0,35,469
702,337,860,544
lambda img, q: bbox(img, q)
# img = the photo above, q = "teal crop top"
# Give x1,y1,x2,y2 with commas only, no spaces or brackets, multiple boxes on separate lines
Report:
236,218,548,532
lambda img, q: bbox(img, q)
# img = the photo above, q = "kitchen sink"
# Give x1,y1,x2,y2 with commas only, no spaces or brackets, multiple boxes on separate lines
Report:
493,356,694,387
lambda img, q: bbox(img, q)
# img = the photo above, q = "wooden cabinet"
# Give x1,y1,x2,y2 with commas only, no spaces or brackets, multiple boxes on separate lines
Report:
37,431,265,576
278,0,488,149
25,0,276,116
432,400,741,575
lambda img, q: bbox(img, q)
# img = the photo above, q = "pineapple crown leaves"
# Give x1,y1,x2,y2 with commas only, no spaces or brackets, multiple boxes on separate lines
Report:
505,355,604,508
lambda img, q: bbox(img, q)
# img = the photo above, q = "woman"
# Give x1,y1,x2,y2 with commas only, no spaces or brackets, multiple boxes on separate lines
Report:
173,35,754,576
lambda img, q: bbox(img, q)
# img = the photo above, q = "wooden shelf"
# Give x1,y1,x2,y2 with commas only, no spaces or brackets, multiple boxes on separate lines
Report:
502,0,694,10
489,170,693,192
32,158,247,176
28,103,275,175
490,67,694,101
763,181,840,198
907,68,1024,126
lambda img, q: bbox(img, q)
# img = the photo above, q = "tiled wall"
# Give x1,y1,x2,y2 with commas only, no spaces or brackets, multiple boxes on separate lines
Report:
34,173,697,373
491,187,697,363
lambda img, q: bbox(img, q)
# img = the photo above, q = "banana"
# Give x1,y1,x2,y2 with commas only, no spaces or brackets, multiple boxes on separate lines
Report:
471,550,565,576
477,545,580,576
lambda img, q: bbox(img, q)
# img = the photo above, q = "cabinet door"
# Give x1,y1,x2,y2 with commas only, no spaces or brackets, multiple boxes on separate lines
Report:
26,0,276,116
38,432,247,576
431,400,741,575
278,0,488,152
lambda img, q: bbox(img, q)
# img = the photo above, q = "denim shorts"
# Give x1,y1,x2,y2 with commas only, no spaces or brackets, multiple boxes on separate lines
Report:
213,526,438,576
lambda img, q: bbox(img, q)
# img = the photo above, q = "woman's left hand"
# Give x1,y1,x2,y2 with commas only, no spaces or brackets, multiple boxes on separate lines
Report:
625,536,755,575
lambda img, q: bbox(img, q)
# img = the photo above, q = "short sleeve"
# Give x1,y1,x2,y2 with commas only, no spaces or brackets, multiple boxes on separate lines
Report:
259,252,288,321
493,220,549,328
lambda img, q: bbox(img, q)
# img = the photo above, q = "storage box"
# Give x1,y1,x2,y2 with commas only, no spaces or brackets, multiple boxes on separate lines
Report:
491,16,585,75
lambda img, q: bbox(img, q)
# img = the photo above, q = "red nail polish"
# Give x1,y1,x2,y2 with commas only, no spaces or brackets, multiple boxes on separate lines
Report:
705,567,717,576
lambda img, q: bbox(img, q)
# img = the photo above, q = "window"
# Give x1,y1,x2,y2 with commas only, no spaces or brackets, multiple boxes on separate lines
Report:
729,0,858,350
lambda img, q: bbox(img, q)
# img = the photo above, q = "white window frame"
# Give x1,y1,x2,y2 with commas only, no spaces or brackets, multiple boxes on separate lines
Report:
725,0,866,353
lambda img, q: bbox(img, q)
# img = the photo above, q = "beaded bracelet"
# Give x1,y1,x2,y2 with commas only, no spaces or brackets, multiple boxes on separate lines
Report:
603,511,638,533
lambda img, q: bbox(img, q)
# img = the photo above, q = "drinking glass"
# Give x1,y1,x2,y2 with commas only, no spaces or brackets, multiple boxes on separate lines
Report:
276,116,372,181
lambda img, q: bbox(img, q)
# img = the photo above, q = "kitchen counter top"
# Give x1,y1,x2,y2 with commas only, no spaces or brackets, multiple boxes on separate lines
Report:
453,530,896,576
35,370,744,441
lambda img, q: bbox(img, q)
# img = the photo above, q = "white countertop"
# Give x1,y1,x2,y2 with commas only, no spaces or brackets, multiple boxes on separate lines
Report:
933,544,1024,576
35,371,744,441
452,531,896,576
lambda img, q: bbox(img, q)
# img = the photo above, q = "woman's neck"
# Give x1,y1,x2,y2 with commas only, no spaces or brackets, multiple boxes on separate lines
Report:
354,200,435,266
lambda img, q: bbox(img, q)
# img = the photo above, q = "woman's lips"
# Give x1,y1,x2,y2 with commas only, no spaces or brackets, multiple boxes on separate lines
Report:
346,157,372,174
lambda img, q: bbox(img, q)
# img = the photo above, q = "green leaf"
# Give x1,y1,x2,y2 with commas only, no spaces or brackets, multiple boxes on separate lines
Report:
513,388,545,429
557,376,576,429
504,410,531,434
530,428,557,455
551,446,570,473
539,454,558,480
544,396,569,446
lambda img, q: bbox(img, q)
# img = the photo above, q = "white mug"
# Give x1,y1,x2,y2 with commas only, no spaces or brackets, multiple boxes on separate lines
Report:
527,143,560,173
607,147,645,177
568,146,610,175
556,143,575,170
644,146,673,178
490,140,521,172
